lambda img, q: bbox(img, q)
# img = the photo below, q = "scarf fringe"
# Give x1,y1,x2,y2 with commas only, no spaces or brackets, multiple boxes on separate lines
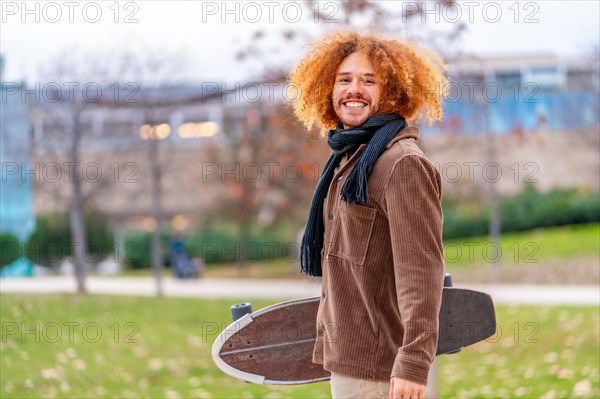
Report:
341,166,370,204
301,237,322,277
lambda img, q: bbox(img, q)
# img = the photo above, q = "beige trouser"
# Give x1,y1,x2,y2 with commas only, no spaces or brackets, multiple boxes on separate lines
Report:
330,372,391,399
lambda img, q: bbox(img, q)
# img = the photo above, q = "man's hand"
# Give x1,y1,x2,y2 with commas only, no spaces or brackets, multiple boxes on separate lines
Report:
389,377,425,399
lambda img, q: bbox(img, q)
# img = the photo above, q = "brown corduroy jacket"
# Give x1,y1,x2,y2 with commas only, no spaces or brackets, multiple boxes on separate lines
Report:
312,127,445,385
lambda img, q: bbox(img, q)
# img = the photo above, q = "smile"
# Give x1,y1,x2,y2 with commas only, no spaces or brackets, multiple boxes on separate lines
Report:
343,101,368,108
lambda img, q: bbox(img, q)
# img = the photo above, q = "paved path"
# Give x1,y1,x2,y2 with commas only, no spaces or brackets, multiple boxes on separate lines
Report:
0,276,322,299
1,276,598,305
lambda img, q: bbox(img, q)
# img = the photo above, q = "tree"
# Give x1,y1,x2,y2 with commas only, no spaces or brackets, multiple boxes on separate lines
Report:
200,98,329,270
32,46,186,294
125,49,191,295
32,50,125,293
235,0,466,79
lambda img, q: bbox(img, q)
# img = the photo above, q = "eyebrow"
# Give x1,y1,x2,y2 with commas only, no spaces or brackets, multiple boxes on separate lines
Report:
336,72,377,77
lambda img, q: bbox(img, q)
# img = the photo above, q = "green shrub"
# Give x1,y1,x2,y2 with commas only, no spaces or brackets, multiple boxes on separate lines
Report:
184,225,295,265
499,185,600,232
0,232,21,267
442,202,489,239
25,213,71,267
122,231,170,269
84,209,114,260
443,186,600,239
25,209,114,266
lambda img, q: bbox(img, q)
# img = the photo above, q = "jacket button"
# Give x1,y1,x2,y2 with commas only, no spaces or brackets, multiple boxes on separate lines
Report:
328,214,334,220
318,329,325,337
337,175,343,181
322,292,326,298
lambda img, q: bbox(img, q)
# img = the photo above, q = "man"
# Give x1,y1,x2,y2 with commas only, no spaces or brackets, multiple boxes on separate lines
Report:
289,31,447,399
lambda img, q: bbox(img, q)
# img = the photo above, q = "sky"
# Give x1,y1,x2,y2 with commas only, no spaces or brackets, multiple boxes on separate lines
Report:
1,0,598,84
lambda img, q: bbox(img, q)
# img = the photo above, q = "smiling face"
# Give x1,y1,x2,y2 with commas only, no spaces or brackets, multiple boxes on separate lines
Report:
332,52,382,129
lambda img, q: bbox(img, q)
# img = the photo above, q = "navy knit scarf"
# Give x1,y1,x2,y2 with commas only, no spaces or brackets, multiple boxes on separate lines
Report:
300,113,407,276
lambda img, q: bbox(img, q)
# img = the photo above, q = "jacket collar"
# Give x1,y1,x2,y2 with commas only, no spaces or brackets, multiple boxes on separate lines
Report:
386,126,420,149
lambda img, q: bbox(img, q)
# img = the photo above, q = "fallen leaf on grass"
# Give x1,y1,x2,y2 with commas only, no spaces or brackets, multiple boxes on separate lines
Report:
165,388,181,399
147,358,163,371
41,368,59,380
72,358,87,370
572,379,592,397
543,352,558,363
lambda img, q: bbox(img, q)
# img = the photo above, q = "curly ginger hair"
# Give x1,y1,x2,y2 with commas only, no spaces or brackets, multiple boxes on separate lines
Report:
288,31,448,132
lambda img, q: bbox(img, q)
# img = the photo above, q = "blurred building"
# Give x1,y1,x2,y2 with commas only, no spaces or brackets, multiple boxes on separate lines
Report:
28,85,223,229
423,53,600,134
0,55,35,276
28,81,305,234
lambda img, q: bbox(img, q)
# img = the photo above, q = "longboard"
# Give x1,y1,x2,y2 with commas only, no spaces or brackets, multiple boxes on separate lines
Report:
212,287,496,385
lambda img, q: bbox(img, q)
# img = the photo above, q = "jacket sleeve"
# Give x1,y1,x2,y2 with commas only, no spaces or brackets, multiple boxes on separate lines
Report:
384,154,445,385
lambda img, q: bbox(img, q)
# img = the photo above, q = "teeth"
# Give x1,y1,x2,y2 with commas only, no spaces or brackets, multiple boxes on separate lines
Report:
344,102,367,108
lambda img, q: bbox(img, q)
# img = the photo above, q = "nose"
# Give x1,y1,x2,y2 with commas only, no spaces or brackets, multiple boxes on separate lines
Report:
347,78,363,96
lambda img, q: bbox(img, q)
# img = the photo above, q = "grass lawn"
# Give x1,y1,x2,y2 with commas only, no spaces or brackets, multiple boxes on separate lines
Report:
1,294,598,398
443,223,600,268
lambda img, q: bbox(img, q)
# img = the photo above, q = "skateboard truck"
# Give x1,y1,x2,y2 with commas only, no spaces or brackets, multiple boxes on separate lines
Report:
231,302,253,321
443,273,453,289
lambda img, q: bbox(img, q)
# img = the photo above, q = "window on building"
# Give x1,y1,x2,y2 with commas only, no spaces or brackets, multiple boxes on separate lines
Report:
494,71,522,88
526,68,566,89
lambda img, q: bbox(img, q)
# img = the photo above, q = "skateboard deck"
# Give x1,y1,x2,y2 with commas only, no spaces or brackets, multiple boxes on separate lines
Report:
212,287,496,385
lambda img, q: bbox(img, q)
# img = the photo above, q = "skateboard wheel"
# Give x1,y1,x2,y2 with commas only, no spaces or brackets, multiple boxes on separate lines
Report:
443,273,453,288
231,302,253,321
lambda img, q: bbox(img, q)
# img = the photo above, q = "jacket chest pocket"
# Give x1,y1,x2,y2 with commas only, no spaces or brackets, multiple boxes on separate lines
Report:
330,203,377,266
